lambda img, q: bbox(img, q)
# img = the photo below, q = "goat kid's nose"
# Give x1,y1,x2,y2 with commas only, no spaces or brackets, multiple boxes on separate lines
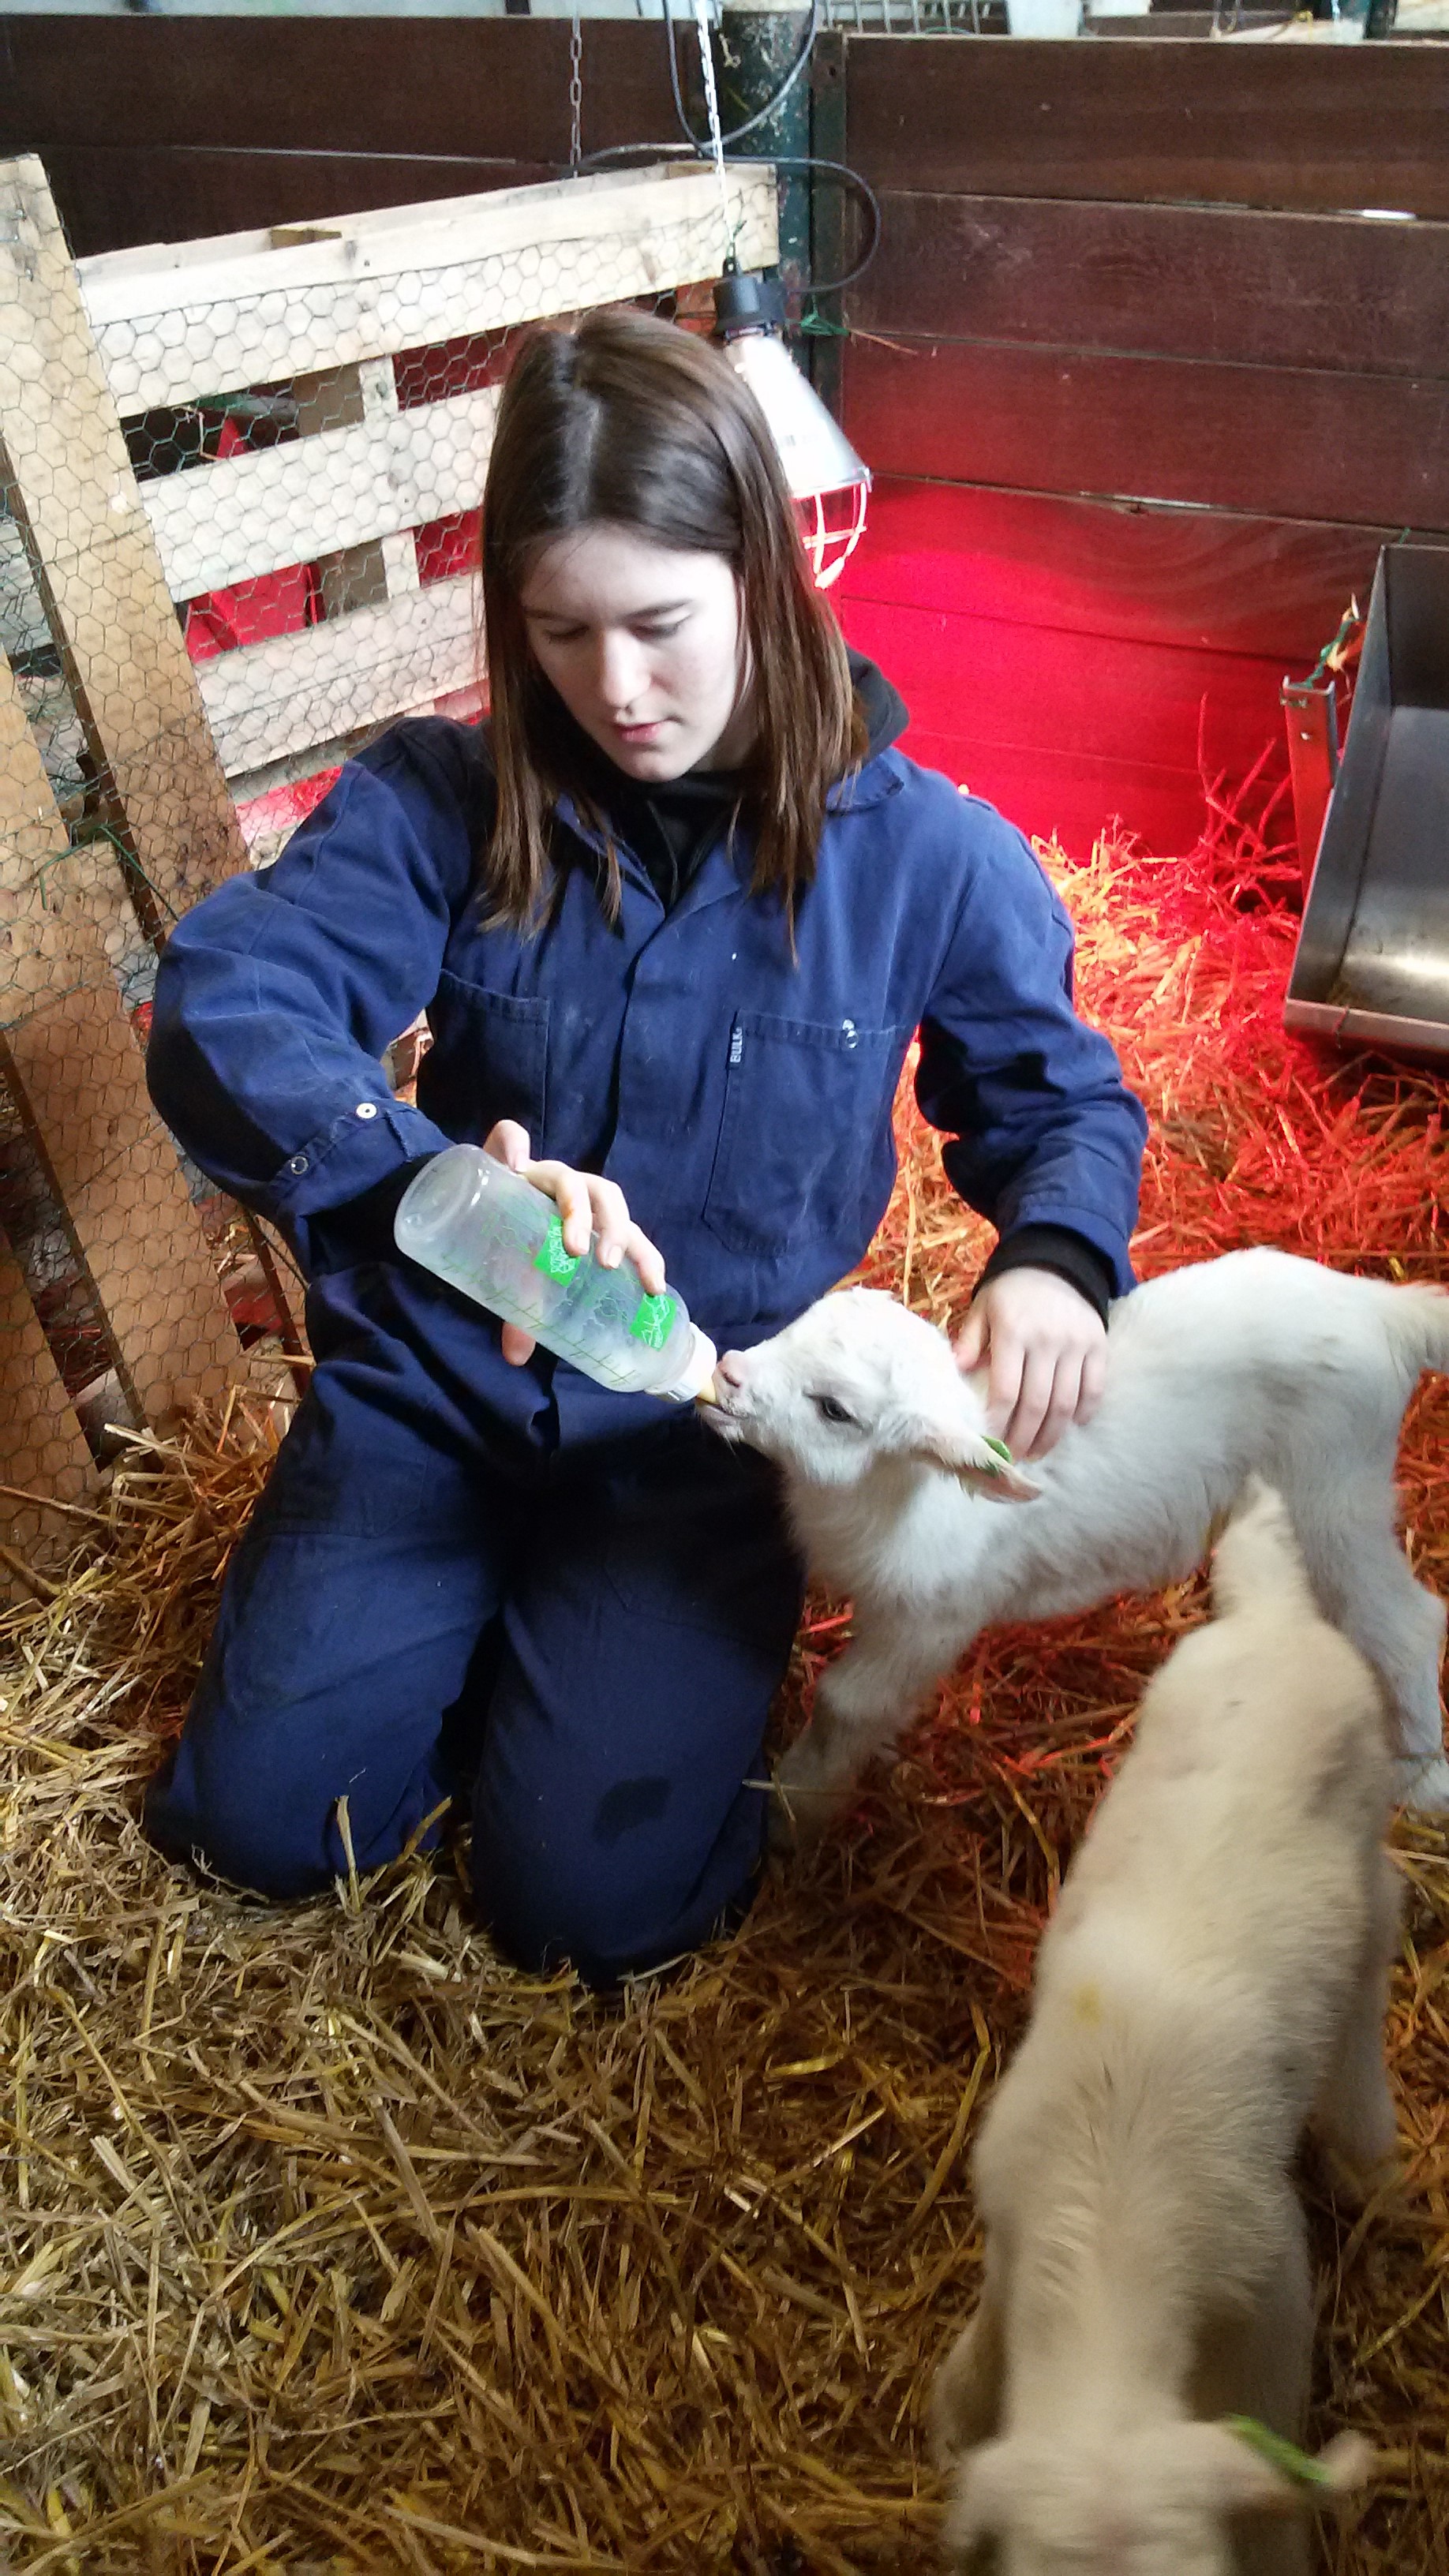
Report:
713,1351,749,1393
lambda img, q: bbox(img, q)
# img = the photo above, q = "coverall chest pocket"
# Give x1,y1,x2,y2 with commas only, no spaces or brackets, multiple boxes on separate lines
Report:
427,975,549,1146
703,1010,909,1257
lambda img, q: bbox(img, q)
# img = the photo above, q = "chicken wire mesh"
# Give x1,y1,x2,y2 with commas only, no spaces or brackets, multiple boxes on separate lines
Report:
0,155,778,1574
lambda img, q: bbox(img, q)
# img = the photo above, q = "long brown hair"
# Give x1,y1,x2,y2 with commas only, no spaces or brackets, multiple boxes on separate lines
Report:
480,305,863,929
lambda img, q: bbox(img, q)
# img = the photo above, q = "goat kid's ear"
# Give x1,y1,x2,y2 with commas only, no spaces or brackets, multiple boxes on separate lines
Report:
912,1417,1041,1503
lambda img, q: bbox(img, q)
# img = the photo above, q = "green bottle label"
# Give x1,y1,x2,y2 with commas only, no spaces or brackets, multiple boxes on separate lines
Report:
534,1214,580,1282
630,1291,676,1351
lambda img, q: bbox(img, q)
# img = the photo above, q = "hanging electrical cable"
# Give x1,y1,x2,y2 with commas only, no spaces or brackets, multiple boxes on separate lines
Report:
560,0,875,585
577,138,879,298
575,0,881,301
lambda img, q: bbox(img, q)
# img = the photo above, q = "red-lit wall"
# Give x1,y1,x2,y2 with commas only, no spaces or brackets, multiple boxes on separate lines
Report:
835,481,1384,858
834,46,1449,856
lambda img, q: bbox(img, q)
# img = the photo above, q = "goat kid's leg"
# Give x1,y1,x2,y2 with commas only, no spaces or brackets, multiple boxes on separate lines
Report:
1313,1847,1402,2197
928,2285,1005,2468
1297,1508,1449,1809
1200,2209,1314,2576
772,1612,973,1846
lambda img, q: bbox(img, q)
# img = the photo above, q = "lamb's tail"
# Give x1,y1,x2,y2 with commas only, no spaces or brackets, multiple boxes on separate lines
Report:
1210,1477,1317,1622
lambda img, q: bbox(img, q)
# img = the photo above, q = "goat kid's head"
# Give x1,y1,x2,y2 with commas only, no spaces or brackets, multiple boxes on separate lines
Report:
942,2421,1373,2576
706,1289,1039,1498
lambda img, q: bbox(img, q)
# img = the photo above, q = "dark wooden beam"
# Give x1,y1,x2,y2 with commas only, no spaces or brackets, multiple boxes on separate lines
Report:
856,194,1449,379
845,334,1449,531
844,36,1449,215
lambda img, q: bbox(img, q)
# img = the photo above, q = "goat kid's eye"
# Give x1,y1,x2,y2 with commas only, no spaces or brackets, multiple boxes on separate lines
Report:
812,1394,857,1428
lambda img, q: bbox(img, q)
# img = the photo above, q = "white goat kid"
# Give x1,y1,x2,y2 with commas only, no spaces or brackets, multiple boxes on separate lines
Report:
928,1483,1397,2576
706,1249,1449,1825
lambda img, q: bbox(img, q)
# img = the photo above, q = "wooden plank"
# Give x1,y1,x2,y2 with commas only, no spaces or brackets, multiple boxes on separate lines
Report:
844,36,1449,215
79,163,771,326
196,575,478,779
844,334,1449,531
3,150,560,265
0,650,239,1429
291,357,422,628
857,195,1449,378
839,479,1402,661
0,1230,97,1572
80,163,778,415
0,156,248,927
0,18,676,167
141,384,500,601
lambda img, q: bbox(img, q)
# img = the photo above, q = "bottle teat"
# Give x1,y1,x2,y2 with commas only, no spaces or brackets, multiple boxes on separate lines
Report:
664,1327,719,1406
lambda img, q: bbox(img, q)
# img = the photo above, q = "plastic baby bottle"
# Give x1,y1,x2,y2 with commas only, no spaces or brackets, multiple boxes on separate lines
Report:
394,1144,718,1403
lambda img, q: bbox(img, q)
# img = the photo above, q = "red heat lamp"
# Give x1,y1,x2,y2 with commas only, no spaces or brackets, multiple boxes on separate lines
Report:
713,269,870,593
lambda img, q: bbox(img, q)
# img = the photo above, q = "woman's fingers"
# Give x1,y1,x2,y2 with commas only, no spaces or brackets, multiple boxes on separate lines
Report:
527,1161,597,1260
500,1321,537,1368
961,1267,1109,1460
983,1327,1025,1443
1004,1341,1058,1459
479,1126,667,1323
1078,1339,1109,1426
953,1302,988,1373
623,1224,668,1297
483,1119,532,1172
1023,1351,1086,1461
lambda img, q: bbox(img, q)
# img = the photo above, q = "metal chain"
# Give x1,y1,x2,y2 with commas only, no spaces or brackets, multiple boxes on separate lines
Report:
692,0,735,263
569,6,584,174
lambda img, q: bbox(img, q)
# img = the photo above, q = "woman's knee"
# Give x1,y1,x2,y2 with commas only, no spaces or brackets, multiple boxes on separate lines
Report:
142,1742,339,1899
473,1783,766,1986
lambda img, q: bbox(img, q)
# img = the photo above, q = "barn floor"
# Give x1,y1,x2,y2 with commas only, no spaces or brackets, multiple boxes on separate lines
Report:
2,815,1447,2575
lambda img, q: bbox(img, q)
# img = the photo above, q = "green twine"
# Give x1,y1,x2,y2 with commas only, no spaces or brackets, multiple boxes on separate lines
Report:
1225,2418,1334,2492
797,300,849,339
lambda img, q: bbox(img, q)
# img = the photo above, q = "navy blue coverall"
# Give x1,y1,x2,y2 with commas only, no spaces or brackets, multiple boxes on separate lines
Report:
144,674,1146,1980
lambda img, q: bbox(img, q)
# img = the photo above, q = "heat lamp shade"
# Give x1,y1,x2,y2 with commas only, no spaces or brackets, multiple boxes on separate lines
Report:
720,328,871,505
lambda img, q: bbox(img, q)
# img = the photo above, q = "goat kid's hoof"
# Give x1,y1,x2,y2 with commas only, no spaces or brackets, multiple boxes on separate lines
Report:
1393,1752,1449,1814
766,1781,835,1855
1316,2142,1403,2214
768,1752,850,1853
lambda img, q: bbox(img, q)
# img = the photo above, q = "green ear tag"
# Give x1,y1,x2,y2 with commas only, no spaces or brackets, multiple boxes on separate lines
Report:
983,1436,1013,1461
630,1291,677,1352
1225,2419,1333,2492
534,1214,580,1282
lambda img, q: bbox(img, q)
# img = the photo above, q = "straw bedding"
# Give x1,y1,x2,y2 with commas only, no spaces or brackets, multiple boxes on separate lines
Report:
2,815,1447,2574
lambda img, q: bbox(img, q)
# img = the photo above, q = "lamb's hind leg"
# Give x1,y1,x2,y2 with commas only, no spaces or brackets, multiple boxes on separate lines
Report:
772,1608,976,1846
1294,1505,1449,1810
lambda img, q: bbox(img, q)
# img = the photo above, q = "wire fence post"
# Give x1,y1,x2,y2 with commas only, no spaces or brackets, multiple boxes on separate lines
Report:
0,646,241,1442
0,157,249,932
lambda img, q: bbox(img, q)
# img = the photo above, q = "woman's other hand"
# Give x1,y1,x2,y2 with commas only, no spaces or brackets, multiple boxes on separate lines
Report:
483,1121,668,1366
952,1267,1107,1462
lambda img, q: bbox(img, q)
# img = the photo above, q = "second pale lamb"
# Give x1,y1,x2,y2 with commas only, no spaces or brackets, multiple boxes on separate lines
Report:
929,1481,1397,2576
705,1249,1449,1822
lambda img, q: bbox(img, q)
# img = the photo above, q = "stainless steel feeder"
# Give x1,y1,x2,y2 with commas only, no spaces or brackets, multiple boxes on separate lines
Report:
1286,545,1449,1062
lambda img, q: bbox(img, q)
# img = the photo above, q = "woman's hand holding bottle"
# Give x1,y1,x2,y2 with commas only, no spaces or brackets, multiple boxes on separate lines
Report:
482,1121,667,1367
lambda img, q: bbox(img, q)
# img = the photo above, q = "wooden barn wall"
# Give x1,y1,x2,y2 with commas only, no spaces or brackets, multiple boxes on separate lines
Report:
0,19,680,252
6,23,1449,854
835,39,1449,853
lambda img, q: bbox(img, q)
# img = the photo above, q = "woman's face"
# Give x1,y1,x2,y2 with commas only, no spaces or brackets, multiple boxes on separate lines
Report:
519,522,755,782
